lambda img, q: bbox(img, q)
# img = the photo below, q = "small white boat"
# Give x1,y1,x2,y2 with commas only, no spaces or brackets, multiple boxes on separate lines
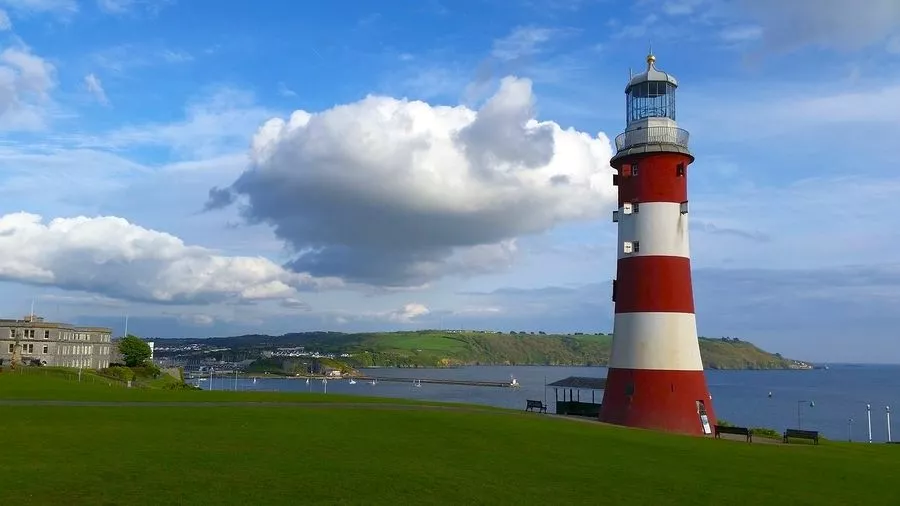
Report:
413,379,422,388
306,378,310,385
370,379,377,386
349,379,357,385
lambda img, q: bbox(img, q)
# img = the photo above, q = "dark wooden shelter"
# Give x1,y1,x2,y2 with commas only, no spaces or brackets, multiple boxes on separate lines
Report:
547,376,606,418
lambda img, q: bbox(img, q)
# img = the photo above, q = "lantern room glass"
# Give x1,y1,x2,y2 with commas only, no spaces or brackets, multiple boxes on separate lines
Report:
626,81,676,124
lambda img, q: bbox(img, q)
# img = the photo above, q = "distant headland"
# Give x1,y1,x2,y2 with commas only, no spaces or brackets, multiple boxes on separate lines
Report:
153,330,812,373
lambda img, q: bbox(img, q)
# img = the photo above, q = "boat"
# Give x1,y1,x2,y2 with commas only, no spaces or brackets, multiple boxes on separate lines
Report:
413,379,422,388
349,379,357,385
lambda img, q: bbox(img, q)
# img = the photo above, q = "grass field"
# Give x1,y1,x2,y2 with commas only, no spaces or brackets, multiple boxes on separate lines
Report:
2,371,898,506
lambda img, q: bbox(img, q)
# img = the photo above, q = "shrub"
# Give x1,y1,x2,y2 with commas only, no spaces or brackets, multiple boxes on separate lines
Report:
130,364,161,379
750,427,782,439
100,366,135,382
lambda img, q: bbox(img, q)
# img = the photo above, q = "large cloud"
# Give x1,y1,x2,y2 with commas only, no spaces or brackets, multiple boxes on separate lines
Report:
0,212,340,304
209,76,615,287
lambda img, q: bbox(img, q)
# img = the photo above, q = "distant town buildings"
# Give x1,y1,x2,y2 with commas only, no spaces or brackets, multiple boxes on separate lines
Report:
0,314,114,369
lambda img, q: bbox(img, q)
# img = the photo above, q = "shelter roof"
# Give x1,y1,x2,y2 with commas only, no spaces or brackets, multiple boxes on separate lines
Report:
547,376,607,390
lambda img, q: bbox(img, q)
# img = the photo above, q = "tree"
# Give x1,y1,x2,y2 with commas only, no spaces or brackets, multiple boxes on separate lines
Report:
119,334,151,367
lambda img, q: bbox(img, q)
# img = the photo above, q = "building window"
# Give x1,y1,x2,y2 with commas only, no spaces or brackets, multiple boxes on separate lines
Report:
42,345,48,354
44,330,50,339
7,344,12,353
8,329,12,338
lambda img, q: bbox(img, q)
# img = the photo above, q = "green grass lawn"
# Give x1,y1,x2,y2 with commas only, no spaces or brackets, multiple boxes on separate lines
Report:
2,372,898,505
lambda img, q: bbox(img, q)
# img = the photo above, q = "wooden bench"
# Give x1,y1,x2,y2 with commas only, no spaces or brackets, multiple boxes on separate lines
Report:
526,399,547,413
714,424,752,443
783,428,819,445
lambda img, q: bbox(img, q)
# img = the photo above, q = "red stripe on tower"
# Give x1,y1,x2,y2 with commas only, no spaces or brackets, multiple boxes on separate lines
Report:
600,51,716,436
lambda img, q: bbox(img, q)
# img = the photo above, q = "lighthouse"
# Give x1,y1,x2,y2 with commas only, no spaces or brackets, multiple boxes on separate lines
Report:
599,51,716,436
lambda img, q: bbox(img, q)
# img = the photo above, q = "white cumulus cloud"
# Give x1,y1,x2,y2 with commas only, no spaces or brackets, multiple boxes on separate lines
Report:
387,303,431,323
0,212,341,304
209,76,615,287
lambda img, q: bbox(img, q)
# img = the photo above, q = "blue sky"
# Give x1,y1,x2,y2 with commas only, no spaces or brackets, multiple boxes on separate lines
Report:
0,0,899,363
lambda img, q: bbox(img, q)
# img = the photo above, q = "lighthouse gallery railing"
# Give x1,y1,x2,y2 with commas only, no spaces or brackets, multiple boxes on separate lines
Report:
614,126,690,152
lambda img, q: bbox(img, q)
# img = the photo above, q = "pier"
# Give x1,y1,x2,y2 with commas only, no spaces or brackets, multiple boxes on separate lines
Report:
186,372,519,388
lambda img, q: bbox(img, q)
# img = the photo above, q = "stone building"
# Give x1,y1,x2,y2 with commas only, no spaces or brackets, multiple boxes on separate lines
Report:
0,314,114,369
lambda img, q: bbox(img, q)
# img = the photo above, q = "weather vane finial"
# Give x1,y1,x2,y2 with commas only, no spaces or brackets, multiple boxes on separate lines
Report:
646,41,655,69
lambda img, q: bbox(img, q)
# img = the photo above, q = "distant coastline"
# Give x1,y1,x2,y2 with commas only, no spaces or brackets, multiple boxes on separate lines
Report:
154,330,811,373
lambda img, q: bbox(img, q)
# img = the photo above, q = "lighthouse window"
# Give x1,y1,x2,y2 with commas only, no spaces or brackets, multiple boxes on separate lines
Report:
623,202,633,215
612,279,617,302
612,210,619,223
631,163,639,176
632,202,640,213
627,81,677,123
612,174,619,186
680,201,688,214
633,241,640,253
676,162,685,177
623,241,634,254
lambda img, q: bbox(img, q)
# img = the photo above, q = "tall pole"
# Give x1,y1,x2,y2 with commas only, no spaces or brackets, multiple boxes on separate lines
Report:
866,404,872,443
848,418,853,442
887,406,892,443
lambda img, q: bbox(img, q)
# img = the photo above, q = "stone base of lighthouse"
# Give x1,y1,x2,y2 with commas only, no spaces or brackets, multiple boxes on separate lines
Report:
600,368,716,435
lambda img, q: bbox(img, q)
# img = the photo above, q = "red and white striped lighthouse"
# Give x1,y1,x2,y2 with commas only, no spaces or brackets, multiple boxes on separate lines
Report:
599,51,716,436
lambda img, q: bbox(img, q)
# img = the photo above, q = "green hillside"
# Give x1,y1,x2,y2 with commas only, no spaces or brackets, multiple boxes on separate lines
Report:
266,331,805,370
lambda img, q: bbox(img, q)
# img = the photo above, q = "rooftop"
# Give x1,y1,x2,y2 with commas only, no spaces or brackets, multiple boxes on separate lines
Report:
547,376,607,390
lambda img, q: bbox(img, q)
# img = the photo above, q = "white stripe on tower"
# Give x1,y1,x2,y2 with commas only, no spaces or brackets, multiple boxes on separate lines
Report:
616,202,690,260
609,312,703,371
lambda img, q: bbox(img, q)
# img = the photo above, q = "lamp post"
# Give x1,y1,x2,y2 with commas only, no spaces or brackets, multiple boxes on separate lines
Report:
797,400,814,429
887,406,892,443
866,404,872,443
848,417,853,442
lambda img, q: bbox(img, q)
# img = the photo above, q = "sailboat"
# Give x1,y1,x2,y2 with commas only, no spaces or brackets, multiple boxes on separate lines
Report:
413,379,422,388
349,378,357,385
370,378,377,386
306,378,310,386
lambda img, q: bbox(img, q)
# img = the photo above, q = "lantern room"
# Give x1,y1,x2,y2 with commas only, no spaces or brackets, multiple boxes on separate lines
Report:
625,53,678,126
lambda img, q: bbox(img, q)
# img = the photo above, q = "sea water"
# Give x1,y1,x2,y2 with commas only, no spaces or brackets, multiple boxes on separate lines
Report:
209,363,899,442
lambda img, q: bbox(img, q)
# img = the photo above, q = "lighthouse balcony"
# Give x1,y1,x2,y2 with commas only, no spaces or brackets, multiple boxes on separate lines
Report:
614,125,690,154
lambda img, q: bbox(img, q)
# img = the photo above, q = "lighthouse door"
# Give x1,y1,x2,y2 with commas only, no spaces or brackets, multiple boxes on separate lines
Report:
696,400,712,435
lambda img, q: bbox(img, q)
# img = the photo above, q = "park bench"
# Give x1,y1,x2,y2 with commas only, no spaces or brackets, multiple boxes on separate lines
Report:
525,399,547,413
714,424,752,443
783,428,820,445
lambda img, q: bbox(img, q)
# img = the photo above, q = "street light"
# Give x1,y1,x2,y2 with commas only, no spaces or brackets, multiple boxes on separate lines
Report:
848,417,853,442
867,404,872,443
797,400,815,429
